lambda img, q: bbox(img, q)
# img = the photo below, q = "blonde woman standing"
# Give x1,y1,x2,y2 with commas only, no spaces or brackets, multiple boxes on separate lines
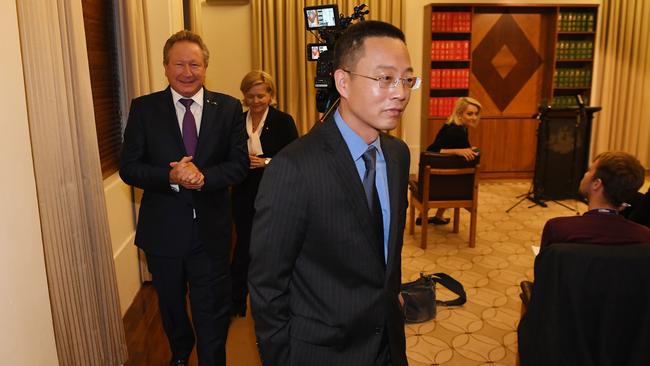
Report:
231,70,298,317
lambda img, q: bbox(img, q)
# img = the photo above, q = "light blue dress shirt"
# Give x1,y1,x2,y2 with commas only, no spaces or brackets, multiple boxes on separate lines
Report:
334,110,390,263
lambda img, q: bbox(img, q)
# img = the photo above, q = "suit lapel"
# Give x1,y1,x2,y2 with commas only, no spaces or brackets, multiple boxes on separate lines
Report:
160,87,185,154
195,89,220,160
382,135,402,273
259,106,275,148
319,118,386,265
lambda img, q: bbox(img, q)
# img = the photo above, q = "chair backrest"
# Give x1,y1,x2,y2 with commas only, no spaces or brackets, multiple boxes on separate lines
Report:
417,152,479,201
518,243,650,366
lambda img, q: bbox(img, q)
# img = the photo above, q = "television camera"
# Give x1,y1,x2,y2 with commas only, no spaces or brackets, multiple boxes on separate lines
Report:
304,4,369,115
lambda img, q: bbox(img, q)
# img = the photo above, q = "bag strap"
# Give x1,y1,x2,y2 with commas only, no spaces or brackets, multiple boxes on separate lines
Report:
432,272,466,306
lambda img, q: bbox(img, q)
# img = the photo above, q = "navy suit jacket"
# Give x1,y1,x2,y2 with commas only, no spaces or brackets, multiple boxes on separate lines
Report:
248,116,410,366
120,86,248,259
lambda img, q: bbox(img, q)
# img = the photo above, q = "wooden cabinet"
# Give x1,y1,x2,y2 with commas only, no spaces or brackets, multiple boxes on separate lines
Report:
420,4,598,178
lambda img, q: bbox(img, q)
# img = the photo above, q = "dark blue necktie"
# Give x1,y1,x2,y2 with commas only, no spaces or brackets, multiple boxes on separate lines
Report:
180,98,198,156
361,146,384,254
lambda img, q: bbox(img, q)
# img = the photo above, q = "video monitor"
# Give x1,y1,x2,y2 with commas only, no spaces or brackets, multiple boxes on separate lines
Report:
304,5,339,30
307,43,329,61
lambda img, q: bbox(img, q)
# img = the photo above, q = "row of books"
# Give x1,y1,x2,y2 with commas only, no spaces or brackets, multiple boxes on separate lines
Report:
428,97,458,117
430,68,470,89
431,12,471,33
552,95,590,108
554,68,593,88
431,40,470,61
558,12,595,32
556,40,594,60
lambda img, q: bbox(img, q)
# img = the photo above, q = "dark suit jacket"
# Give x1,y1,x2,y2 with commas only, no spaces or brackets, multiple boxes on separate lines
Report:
256,106,299,159
119,87,248,259
426,122,470,152
518,243,650,366
248,116,410,366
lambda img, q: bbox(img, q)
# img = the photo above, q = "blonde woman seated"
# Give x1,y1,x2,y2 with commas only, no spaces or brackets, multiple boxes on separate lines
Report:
418,96,481,225
231,70,298,317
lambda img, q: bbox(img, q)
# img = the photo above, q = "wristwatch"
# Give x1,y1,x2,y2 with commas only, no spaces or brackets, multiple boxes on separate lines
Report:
264,158,271,166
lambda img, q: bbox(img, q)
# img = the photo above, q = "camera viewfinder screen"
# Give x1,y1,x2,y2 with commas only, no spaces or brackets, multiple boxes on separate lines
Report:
307,44,329,61
305,5,338,29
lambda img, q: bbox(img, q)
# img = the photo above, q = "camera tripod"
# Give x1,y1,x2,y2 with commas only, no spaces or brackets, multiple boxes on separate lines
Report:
505,184,578,213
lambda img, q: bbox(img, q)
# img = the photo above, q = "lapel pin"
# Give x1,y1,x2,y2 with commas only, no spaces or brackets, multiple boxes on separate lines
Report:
206,99,218,106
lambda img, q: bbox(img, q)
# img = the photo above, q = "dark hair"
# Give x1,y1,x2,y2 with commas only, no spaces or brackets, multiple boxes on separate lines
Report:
163,30,210,66
593,151,645,207
332,20,405,71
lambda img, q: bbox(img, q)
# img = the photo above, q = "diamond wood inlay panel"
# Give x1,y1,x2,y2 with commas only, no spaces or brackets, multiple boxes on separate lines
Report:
472,14,543,111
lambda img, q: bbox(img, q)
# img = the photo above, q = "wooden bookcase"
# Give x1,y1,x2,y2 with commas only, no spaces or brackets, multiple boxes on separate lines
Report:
552,7,597,107
420,4,599,178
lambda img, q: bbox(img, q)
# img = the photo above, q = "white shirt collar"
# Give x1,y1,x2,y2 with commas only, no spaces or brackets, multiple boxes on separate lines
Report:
170,87,204,108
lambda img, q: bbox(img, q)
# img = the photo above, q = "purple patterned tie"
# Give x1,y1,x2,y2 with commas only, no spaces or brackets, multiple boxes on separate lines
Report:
180,98,198,156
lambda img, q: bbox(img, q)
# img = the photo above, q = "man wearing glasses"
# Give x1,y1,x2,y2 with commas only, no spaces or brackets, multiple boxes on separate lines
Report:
249,20,418,366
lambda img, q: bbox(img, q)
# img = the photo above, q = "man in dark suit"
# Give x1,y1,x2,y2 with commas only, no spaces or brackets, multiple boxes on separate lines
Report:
120,30,248,366
248,21,420,366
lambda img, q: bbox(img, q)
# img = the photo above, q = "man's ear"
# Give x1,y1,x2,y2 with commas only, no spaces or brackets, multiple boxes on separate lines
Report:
334,69,349,99
592,177,604,191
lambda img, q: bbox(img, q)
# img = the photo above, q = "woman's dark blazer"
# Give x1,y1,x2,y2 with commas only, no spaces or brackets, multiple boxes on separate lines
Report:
233,106,298,198
426,122,470,152
256,106,299,160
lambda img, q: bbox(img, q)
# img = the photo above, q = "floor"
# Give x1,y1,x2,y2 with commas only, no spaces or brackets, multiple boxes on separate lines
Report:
123,180,593,365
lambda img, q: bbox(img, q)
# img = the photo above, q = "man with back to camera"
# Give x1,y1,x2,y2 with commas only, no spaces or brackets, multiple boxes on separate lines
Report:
540,151,650,248
120,30,248,366
248,21,419,366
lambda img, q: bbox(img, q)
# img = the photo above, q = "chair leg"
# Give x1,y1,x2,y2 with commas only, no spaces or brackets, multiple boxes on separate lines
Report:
469,207,477,248
453,208,460,233
408,197,415,235
420,209,428,250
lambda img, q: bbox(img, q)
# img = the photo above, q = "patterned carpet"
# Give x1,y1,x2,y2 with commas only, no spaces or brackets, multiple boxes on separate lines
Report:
402,180,588,366
229,179,647,366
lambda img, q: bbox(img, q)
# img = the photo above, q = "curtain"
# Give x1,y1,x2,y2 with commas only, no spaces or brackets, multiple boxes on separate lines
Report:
591,0,650,167
119,1,155,102
16,0,128,363
251,0,403,135
189,0,204,35
118,1,156,282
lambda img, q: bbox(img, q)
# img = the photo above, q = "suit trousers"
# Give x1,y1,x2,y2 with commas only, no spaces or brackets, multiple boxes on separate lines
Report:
146,221,231,365
231,170,262,309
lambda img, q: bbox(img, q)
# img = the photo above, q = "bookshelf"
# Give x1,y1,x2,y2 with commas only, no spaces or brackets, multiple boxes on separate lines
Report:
428,6,472,119
420,4,599,178
552,7,597,108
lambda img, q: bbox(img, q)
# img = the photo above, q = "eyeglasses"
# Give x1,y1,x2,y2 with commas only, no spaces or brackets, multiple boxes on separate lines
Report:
343,69,421,90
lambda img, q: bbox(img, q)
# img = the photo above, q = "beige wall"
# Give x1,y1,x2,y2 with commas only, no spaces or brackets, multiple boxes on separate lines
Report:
201,2,253,99
105,173,141,314
402,0,601,173
0,1,59,364
146,0,185,91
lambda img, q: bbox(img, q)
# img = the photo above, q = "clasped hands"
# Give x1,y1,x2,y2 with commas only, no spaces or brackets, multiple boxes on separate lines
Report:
169,156,204,190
